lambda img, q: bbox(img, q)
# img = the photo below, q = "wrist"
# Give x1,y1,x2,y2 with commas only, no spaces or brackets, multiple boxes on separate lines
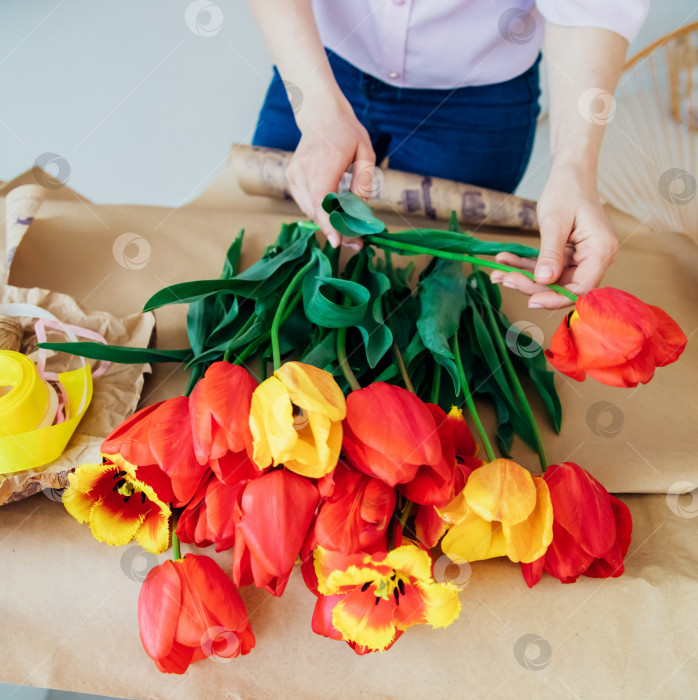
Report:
295,83,351,130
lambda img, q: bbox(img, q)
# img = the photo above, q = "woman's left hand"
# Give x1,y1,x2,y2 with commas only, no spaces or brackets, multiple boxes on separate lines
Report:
490,162,619,309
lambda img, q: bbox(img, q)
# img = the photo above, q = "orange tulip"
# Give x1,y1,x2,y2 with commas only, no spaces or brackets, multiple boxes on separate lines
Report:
138,554,254,674
546,287,686,387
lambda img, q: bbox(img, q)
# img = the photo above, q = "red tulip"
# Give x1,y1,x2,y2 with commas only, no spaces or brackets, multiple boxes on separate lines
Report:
176,473,244,552
521,462,632,587
314,460,396,554
546,287,686,387
233,469,319,596
189,362,257,464
138,554,254,674
101,396,205,506
343,384,470,505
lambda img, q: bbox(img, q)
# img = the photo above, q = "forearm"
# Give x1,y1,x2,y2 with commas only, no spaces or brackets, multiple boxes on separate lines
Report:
246,0,346,123
545,24,628,179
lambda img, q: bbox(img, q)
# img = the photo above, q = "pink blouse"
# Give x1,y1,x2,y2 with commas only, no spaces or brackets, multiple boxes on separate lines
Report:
311,0,650,88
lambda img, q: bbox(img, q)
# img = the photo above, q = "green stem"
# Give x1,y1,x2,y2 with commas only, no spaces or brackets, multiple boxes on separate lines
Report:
270,259,316,370
336,251,368,392
370,236,578,302
171,528,181,560
452,333,496,462
225,288,303,365
382,296,415,393
430,363,442,404
475,273,548,471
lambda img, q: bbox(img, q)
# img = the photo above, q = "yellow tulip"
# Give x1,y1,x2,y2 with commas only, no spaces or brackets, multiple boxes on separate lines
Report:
249,361,346,478
439,458,553,564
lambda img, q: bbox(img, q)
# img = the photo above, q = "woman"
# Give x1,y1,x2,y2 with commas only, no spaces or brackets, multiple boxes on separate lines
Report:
247,1,649,309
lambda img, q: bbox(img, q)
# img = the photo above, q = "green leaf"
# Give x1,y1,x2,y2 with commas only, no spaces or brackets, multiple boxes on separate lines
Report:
354,255,393,368
38,341,191,364
465,297,517,407
302,249,371,328
476,376,515,457
301,330,338,370
321,192,387,238
416,258,468,394
143,227,314,310
205,295,242,346
221,230,245,279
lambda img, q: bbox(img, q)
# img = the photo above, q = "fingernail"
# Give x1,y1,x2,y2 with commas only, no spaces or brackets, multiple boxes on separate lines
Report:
503,281,517,290
536,266,553,280
528,302,543,309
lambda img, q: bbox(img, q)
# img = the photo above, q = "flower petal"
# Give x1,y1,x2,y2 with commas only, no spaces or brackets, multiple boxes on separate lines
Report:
544,462,616,558
138,560,181,663
249,376,297,470
189,362,257,463
332,587,398,652
464,459,537,525
275,361,346,422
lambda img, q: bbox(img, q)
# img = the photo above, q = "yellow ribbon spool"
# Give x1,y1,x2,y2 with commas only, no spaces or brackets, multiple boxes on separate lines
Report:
0,349,93,474
0,350,53,436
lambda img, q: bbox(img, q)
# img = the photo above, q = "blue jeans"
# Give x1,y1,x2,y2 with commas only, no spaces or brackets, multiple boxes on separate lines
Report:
252,50,541,194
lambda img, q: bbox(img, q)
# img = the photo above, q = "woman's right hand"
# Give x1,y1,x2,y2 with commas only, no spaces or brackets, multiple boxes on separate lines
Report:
287,95,376,248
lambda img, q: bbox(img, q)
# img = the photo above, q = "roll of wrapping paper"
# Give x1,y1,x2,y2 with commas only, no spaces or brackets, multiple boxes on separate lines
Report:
230,144,539,230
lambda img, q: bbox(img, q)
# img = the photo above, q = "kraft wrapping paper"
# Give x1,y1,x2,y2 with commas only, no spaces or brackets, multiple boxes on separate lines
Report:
0,492,696,698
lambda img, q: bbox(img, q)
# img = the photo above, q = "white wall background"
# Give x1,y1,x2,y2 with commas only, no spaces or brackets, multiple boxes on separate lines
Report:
0,0,696,206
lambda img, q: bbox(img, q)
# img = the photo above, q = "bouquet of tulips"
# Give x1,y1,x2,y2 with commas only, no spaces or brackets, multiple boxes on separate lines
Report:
44,194,687,673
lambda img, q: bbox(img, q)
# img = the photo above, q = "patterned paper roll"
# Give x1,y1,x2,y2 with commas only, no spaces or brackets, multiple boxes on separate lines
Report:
230,144,539,230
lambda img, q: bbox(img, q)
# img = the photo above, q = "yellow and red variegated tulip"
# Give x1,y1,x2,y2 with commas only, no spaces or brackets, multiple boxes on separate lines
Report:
101,396,206,507
546,287,687,388
249,361,346,478
64,454,174,554
521,462,633,586
233,468,319,596
439,459,553,564
312,543,461,653
314,460,397,554
138,554,254,674
188,362,257,466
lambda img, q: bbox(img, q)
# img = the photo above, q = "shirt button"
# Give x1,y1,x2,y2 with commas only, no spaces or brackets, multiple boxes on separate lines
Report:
389,71,400,79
